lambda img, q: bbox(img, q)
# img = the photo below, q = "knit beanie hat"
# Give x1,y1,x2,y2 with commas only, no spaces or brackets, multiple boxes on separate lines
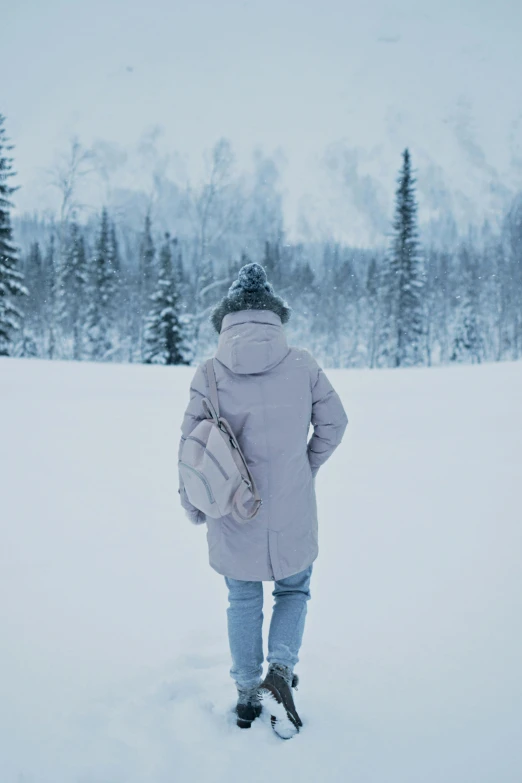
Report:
210,262,291,333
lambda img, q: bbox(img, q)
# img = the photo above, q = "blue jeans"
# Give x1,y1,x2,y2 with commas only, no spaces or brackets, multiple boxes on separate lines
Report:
224,566,312,690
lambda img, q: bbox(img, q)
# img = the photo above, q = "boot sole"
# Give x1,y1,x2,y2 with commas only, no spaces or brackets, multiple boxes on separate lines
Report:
236,718,254,729
259,687,300,740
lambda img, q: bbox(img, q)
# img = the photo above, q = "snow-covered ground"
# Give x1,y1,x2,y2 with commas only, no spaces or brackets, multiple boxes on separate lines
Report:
1,357,521,783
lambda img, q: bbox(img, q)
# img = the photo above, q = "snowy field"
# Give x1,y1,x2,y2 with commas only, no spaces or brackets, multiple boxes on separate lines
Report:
1,357,521,783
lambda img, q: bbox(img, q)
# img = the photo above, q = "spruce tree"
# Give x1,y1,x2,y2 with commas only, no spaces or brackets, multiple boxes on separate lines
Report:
85,208,117,360
139,213,156,296
108,220,121,310
366,256,380,368
262,240,282,288
25,241,45,345
450,244,483,364
431,250,451,364
64,221,88,360
144,233,188,365
505,197,522,359
492,239,511,360
387,149,425,367
375,254,395,368
45,233,58,358
138,213,156,357
334,255,361,366
172,236,185,285
108,220,122,349
0,115,26,356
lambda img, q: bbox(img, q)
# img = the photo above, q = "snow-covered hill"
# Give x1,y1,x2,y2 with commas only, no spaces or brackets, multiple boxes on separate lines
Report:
1,358,521,783
6,1,522,244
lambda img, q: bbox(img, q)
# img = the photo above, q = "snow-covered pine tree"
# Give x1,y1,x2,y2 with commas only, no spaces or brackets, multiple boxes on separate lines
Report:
137,213,156,358
143,233,189,365
432,250,451,364
491,237,511,360
85,208,117,361
139,213,156,300
504,196,522,359
172,236,185,285
108,219,122,356
132,212,156,361
337,255,362,366
108,221,121,294
45,233,58,358
450,243,484,364
375,252,395,368
313,244,343,367
24,241,45,348
386,149,425,367
262,239,282,288
423,246,446,367
0,115,27,356
287,256,314,308
63,221,88,360
366,256,380,368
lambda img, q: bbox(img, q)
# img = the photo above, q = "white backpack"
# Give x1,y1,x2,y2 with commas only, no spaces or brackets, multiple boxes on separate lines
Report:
178,358,262,523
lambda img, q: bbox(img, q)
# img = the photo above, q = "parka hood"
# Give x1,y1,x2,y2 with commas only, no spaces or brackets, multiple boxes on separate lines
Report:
215,310,290,375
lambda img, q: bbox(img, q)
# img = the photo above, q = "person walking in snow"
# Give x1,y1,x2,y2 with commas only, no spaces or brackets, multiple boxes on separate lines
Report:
178,263,348,739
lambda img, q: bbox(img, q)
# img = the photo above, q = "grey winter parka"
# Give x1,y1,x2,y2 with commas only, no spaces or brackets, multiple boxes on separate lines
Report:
178,309,348,581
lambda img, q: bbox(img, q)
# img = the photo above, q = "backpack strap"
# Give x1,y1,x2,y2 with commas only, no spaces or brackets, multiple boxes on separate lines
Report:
205,358,220,418
204,358,262,523
218,415,262,521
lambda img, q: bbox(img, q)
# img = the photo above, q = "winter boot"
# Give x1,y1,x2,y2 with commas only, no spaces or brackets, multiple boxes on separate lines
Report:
259,664,302,739
235,685,262,729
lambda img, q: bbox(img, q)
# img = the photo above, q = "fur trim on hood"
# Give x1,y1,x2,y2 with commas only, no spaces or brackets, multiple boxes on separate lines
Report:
210,262,291,334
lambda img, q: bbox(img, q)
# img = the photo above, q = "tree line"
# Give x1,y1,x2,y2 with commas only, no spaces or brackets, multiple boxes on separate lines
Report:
1,114,522,368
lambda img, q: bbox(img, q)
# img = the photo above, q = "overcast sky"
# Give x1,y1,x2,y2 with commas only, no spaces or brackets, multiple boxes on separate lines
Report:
3,0,522,241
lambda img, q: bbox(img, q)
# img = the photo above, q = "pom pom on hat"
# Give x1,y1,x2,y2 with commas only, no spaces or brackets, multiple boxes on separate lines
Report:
229,263,274,294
